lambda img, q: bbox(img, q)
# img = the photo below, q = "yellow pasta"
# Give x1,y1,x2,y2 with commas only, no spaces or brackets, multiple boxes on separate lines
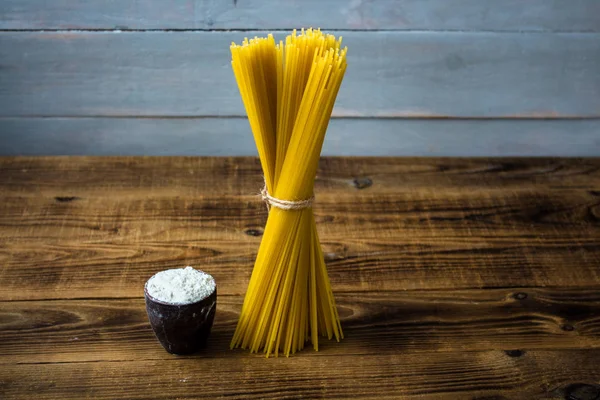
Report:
230,28,347,357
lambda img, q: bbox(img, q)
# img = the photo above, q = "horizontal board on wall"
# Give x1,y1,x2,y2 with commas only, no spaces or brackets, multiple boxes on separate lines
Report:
1,117,598,156
1,31,599,118
1,0,599,31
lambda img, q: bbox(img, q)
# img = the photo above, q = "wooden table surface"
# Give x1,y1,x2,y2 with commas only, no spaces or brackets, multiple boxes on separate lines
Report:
1,156,599,400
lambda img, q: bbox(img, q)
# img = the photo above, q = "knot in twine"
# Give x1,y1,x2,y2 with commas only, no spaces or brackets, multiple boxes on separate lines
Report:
260,184,314,211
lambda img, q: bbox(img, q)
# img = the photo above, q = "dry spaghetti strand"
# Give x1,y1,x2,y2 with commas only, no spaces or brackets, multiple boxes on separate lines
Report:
230,28,347,357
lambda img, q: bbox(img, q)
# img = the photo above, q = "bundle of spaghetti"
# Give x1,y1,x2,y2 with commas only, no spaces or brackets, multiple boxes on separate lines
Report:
230,28,347,357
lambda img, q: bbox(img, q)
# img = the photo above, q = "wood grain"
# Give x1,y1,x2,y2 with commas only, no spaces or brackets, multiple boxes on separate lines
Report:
1,156,598,193
1,31,599,118
1,289,599,364
2,231,600,299
1,0,599,31
2,118,600,156
1,350,599,399
0,157,599,299
1,156,599,399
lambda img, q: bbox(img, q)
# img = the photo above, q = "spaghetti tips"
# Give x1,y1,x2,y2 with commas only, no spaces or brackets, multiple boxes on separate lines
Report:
230,28,347,357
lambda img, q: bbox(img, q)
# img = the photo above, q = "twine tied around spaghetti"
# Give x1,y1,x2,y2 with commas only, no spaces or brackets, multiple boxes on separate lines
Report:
260,182,314,211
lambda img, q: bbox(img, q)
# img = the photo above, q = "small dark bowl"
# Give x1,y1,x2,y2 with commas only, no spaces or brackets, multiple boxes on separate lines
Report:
144,281,217,355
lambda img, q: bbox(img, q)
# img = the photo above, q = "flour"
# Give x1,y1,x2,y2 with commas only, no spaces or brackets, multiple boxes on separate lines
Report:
146,266,215,304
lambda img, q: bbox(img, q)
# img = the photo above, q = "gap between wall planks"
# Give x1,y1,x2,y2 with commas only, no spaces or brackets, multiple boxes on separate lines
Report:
1,0,599,32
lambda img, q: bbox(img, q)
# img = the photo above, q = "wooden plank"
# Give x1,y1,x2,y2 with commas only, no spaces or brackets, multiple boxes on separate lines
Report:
1,31,599,118
1,0,599,31
2,157,598,194
1,350,599,399
1,225,599,299
2,118,600,156
0,157,599,299
2,189,599,237
0,289,599,364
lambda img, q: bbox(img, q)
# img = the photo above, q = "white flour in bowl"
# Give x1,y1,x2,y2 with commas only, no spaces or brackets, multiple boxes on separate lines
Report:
146,266,215,304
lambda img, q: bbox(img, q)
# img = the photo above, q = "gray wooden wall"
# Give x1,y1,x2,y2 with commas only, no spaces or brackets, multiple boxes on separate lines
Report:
1,1,599,156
